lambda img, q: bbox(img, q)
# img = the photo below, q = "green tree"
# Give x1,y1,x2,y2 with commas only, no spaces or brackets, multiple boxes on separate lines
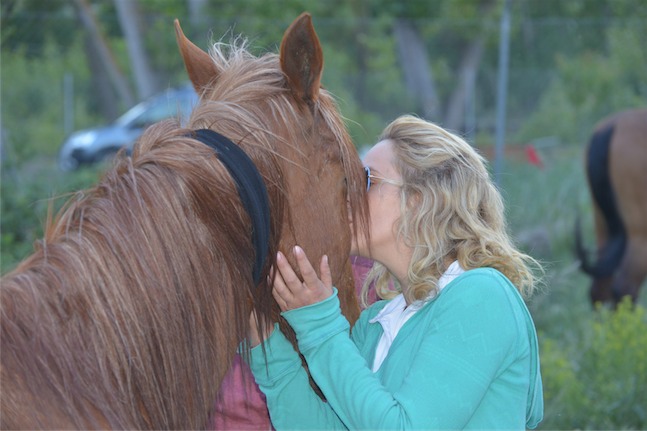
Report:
1,0,78,56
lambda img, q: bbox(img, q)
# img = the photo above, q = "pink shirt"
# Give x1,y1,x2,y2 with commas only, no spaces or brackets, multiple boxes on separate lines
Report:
207,355,271,430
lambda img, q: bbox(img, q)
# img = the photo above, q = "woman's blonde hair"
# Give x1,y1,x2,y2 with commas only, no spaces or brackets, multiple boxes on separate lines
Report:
362,114,542,306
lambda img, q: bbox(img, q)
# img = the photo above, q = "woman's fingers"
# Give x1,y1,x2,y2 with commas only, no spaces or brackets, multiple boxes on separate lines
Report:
276,250,301,288
271,259,293,304
293,246,319,288
272,287,289,311
319,254,333,289
271,246,333,311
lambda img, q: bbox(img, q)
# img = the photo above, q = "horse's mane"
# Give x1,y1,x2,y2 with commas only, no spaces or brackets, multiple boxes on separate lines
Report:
2,119,263,428
1,36,368,429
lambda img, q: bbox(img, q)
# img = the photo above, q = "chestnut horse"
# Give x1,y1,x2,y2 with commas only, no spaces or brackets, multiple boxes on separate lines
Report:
575,108,647,306
0,13,368,429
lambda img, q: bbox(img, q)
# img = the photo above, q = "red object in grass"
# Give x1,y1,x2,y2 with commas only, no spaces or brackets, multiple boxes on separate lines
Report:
525,144,544,169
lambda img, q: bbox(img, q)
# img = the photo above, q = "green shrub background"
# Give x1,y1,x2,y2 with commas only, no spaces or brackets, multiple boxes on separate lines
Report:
539,300,647,429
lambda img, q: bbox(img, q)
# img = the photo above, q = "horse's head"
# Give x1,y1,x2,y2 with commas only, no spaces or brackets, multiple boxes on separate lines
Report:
175,13,369,339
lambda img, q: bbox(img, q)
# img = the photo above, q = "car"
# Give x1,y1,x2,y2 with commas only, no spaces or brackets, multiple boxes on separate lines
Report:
58,85,198,171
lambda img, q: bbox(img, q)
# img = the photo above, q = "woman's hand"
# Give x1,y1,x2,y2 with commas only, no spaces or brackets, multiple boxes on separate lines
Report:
272,245,333,312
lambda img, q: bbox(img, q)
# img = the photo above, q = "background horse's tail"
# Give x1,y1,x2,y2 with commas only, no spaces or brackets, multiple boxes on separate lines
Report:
575,122,627,278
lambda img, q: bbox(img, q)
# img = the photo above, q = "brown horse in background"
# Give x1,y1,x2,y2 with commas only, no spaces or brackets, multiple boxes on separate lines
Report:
0,13,368,429
575,108,647,306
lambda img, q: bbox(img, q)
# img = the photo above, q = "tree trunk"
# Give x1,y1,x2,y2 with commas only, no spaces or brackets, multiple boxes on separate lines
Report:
72,0,134,111
444,0,497,133
393,19,439,121
82,35,119,120
444,38,485,133
113,0,157,100
187,0,208,28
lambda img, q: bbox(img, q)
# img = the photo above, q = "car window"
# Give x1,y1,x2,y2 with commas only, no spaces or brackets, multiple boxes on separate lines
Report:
115,90,197,129
129,99,176,128
115,103,147,127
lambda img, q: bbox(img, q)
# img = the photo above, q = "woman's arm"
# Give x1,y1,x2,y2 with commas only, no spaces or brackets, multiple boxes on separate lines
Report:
280,267,524,429
247,306,347,430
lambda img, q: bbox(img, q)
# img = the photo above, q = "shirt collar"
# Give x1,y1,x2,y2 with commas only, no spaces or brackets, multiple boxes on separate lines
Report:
369,261,465,325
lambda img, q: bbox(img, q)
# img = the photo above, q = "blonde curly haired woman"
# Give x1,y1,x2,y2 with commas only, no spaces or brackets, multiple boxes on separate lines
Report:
249,114,544,430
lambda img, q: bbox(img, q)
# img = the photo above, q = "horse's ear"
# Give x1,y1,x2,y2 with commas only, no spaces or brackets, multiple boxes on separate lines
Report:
175,19,219,94
280,13,323,103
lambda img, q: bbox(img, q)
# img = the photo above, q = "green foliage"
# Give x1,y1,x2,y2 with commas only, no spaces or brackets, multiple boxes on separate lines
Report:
514,81,579,145
321,15,411,131
538,337,588,427
1,160,101,274
515,22,647,145
539,299,647,429
0,168,52,274
1,38,102,163
498,144,591,263
1,0,78,56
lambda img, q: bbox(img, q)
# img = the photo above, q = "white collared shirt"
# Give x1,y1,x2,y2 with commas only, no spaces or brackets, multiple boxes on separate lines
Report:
369,261,465,372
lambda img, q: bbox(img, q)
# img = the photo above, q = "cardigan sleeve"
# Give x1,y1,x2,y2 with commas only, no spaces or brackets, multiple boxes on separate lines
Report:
247,290,347,430
284,271,532,429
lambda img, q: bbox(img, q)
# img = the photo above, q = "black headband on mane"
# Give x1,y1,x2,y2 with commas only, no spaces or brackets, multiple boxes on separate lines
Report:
190,129,270,286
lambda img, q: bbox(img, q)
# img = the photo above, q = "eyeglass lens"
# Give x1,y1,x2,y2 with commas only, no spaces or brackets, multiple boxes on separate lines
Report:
364,166,371,192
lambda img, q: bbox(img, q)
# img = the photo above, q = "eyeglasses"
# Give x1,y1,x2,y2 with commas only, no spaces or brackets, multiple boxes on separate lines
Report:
364,166,403,192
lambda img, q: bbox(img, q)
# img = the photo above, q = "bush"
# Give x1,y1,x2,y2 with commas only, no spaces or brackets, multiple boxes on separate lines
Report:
539,298,647,429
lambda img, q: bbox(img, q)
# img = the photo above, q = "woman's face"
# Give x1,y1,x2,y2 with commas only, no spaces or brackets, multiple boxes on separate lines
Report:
351,139,405,262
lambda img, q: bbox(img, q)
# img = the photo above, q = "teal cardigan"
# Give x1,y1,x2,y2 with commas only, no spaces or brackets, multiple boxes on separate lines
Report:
249,268,544,430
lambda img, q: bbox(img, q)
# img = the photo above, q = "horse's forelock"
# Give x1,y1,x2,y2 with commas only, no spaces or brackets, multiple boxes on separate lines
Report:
198,40,368,246
315,92,370,245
